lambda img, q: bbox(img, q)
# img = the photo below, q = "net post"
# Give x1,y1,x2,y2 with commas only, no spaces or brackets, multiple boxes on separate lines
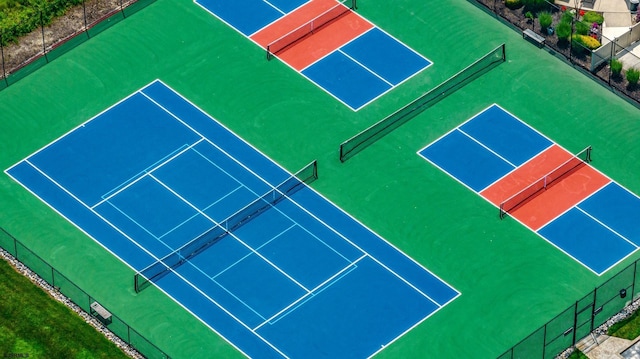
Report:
351,0,357,10
266,45,272,61
586,146,592,162
499,204,505,219
311,160,318,180
134,273,141,293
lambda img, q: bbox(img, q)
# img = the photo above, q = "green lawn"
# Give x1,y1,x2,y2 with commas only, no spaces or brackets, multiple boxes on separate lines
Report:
0,258,129,359
609,308,640,340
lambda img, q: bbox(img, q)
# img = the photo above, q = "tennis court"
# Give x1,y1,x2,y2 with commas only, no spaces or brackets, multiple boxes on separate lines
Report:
195,0,431,110
419,104,640,275
6,80,458,359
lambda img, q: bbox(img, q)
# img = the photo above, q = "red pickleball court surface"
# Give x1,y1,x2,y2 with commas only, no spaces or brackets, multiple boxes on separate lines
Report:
251,0,373,70
481,145,610,231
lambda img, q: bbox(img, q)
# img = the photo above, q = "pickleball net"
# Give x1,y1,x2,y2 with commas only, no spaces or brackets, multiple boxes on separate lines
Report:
339,43,506,162
266,0,356,60
499,146,592,219
134,160,318,292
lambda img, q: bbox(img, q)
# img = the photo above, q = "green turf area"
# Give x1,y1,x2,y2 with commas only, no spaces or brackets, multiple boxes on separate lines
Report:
0,258,129,358
609,309,640,340
1,0,640,358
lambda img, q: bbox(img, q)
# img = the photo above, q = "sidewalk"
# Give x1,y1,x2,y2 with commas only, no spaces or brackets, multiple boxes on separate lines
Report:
555,0,634,27
580,334,640,359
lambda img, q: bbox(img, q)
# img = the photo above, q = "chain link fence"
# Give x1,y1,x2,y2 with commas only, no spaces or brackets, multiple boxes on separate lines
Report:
0,227,171,359
0,0,154,91
498,258,640,358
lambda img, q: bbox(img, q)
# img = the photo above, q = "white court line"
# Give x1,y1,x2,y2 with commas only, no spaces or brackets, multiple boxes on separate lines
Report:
575,206,638,248
253,254,366,331
457,127,517,168
212,224,297,280
338,48,394,87
91,139,203,209
22,159,172,268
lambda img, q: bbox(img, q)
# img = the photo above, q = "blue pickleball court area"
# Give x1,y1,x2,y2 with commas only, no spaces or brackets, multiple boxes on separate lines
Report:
195,0,308,36
195,0,432,110
539,182,640,274
419,104,553,192
6,80,459,358
301,27,432,110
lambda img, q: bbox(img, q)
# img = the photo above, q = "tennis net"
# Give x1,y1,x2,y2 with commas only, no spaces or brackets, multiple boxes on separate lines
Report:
266,0,356,60
339,43,506,162
499,146,592,219
134,160,318,292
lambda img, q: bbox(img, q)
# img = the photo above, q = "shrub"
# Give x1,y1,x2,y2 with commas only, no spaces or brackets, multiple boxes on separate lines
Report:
0,0,83,45
583,11,604,24
561,10,574,24
627,68,640,88
556,21,572,41
525,11,534,22
610,58,623,77
575,21,590,35
573,34,601,49
539,11,553,29
505,0,523,9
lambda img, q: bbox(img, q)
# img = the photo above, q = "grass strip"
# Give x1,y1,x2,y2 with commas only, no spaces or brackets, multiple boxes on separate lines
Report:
608,308,640,340
0,258,130,358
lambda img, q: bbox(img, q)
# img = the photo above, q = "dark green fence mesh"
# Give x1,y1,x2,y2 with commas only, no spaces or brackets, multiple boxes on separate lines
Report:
500,260,640,358
0,227,170,358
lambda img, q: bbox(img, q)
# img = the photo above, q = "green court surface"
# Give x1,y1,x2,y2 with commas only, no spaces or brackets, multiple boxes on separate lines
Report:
1,0,640,357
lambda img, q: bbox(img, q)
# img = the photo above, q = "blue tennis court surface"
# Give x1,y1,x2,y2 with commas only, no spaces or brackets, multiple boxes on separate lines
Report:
6,80,459,358
195,0,432,110
418,104,640,275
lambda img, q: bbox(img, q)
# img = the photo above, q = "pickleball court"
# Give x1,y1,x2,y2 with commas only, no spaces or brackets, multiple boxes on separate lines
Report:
195,0,432,110
419,104,640,275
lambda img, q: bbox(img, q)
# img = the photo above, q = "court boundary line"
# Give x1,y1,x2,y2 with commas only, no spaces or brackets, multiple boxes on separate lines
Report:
93,140,203,209
337,48,394,87
295,24,433,111
417,103,640,275
5,78,461,358
253,254,365,330
194,0,433,111
100,143,193,201
457,128,517,168
575,206,638,248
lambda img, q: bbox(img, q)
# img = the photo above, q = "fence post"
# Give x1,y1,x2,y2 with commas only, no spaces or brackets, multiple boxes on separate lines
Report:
40,10,48,62
572,300,579,346
633,260,638,299
590,289,597,332
82,0,89,35
0,31,7,87
542,322,547,358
